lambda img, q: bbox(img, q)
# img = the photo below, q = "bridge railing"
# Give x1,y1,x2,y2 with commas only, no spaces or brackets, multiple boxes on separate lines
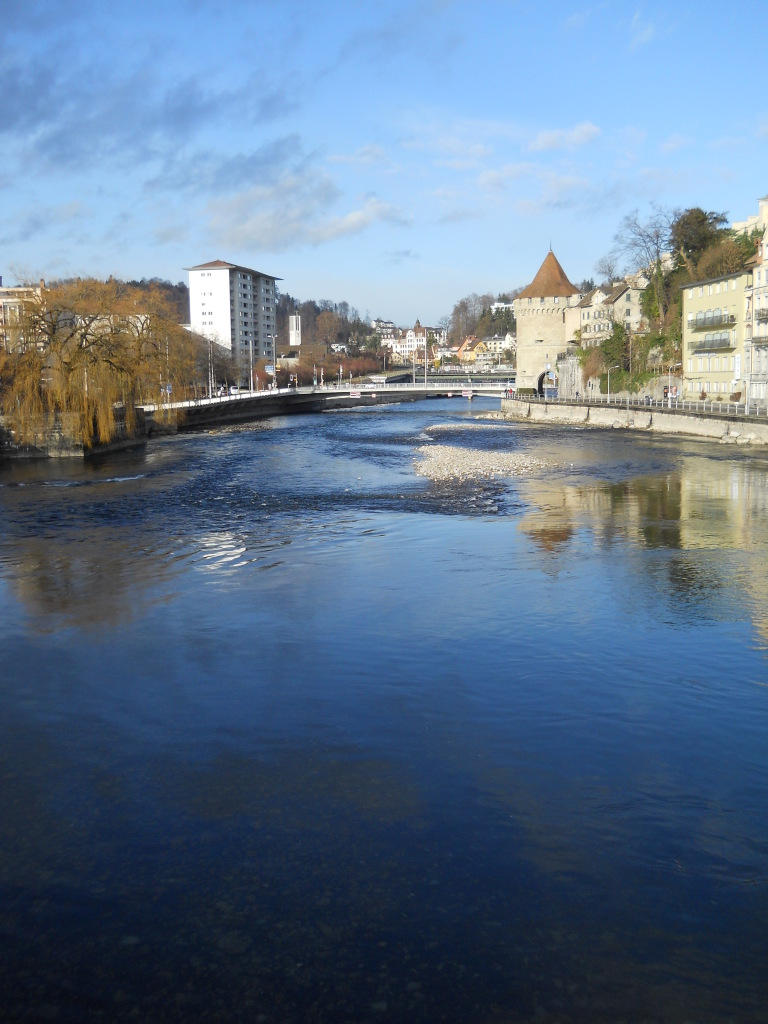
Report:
143,381,510,412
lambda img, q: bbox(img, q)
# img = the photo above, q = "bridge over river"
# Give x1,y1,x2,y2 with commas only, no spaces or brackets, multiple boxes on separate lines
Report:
142,379,512,432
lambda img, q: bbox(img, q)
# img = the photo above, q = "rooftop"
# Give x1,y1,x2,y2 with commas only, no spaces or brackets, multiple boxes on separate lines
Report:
517,250,579,299
186,259,281,280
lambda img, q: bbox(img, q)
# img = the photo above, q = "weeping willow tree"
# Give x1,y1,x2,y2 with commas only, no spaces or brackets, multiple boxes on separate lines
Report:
0,279,198,448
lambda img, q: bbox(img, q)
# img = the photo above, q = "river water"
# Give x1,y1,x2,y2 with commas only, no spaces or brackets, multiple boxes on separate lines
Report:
1,398,767,1022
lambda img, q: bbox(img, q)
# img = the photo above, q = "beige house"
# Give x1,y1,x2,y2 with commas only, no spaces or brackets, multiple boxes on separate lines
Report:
682,268,752,400
513,250,581,393
577,276,649,349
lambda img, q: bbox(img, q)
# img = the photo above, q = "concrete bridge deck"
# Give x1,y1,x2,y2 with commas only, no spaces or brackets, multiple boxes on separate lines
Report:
142,381,510,432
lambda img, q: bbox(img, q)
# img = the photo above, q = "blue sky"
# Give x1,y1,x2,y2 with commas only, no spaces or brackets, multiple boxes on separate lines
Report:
2,0,767,324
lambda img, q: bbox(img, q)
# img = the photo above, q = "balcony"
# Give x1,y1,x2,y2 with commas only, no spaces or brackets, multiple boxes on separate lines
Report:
756,308,768,322
692,332,734,352
690,313,736,329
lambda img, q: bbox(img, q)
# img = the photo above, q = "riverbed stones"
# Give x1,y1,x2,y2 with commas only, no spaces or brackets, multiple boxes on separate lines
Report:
414,443,550,481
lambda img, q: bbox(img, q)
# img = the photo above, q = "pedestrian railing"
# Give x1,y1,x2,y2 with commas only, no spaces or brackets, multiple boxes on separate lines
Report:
505,393,768,420
142,381,511,412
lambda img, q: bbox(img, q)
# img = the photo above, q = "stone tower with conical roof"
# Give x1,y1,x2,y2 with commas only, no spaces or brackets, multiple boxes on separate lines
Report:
513,250,581,394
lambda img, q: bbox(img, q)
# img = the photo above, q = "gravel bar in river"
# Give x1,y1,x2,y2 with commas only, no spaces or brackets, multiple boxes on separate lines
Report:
414,443,552,481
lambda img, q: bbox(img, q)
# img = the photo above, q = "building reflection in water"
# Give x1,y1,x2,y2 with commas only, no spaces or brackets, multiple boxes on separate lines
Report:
516,454,768,644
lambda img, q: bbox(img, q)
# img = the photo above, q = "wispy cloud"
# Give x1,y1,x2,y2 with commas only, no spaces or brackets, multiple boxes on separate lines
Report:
437,208,480,224
630,11,655,49
477,163,536,192
563,6,592,30
515,173,592,212
146,136,306,194
0,43,294,176
328,144,392,168
528,121,600,152
660,133,692,153
0,201,83,246
385,249,419,264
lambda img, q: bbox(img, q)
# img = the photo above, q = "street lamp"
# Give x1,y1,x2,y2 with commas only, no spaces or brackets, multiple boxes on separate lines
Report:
607,364,619,403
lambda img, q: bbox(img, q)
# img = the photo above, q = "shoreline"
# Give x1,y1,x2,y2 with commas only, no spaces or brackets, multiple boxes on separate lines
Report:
496,398,768,447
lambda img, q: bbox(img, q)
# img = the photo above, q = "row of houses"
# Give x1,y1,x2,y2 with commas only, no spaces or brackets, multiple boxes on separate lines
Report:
682,197,768,402
513,194,768,401
376,319,447,364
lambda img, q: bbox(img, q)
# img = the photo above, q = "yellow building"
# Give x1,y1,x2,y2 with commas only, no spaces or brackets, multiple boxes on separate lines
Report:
457,337,489,364
682,268,752,400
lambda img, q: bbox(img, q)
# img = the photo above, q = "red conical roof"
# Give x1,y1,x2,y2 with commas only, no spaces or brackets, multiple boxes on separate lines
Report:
517,250,578,299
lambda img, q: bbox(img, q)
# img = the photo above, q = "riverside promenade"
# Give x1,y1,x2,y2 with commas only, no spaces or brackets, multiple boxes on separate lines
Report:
500,393,768,446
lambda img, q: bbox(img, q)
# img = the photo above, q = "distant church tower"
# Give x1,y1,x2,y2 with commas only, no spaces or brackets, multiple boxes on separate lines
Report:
513,250,580,394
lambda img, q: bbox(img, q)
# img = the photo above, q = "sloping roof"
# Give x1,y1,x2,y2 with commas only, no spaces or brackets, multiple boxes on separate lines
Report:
606,283,629,303
186,259,282,280
578,288,603,308
188,259,237,269
517,250,579,299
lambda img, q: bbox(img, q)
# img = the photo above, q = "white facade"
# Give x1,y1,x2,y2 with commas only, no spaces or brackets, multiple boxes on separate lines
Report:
289,314,301,347
371,318,396,335
481,333,515,357
187,260,279,377
744,201,768,402
0,278,44,351
380,322,446,360
577,277,648,348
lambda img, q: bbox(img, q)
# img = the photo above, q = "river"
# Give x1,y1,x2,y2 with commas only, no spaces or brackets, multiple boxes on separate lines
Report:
1,398,767,1022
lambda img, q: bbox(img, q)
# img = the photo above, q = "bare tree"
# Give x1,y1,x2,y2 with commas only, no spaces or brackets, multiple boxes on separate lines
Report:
595,254,618,285
614,206,672,326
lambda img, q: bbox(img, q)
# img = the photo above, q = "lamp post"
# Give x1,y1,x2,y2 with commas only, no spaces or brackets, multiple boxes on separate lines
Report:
607,364,619,404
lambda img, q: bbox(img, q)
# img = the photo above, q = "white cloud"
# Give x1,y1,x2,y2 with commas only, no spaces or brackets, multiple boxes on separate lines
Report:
310,197,409,244
528,121,600,152
206,175,407,251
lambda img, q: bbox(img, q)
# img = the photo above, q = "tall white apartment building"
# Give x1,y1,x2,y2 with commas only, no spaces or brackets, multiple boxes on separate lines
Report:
187,260,279,375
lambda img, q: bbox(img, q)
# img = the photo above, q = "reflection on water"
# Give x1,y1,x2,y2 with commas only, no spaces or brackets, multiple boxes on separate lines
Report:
1,404,768,1022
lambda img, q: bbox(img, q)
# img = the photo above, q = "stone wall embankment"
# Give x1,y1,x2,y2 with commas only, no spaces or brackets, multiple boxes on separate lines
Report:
500,399,768,446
